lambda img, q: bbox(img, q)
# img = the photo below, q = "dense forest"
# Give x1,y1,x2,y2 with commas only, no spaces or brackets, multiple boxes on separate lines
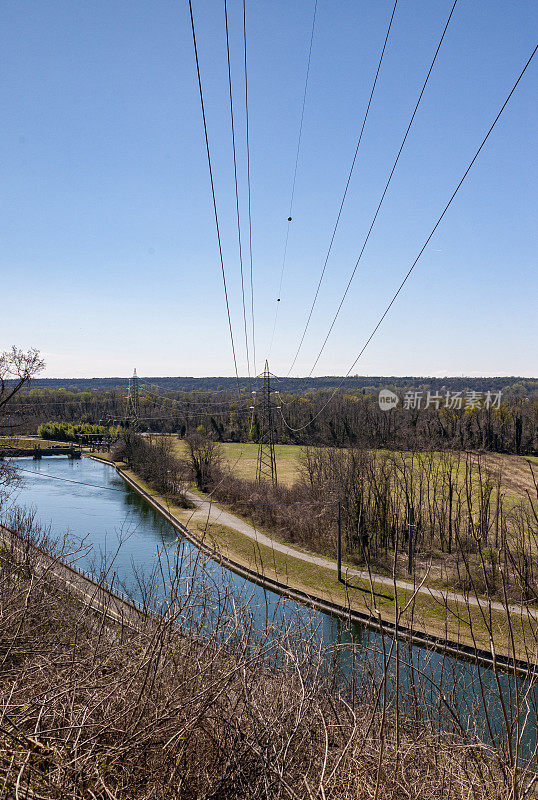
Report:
4,376,537,455
22,374,538,394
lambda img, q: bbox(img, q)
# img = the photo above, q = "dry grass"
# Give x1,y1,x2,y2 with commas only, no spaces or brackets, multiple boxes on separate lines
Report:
0,514,529,799
481,452,538,501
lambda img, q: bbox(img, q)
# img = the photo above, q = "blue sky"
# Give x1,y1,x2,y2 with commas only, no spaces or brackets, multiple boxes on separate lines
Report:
1,0,536,378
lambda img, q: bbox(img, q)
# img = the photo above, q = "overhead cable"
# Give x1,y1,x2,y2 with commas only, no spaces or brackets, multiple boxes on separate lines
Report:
307,0,458,376
268,0,319,356
286,0,398,375
188,0,242,395
224,0,251,385
280,42,538,431
243,0,256,376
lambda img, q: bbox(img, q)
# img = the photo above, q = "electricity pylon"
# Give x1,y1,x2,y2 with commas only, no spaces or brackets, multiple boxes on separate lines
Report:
126,368,140,427
255,360,278,486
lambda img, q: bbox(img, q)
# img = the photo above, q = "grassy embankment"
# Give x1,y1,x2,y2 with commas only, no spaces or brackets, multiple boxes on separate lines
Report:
93,452,538,662
170,439,538,593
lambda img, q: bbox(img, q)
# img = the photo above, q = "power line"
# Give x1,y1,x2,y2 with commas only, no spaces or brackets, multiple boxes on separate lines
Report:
307,0,458,377
12,384,253,407
9,396,136,409
286,0,398,376
188,0,241,396
224,0,251,385
268,0,318,356
7,393,244,411
279,42,537,432
243,0,256,377
12,465,128,492
11,403,113,411
12,463,339,507
142,389,249,409
119,387,248,408
120,409,251,421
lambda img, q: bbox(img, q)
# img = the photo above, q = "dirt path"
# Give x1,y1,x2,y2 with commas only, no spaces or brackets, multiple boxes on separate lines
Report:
185,489,538,622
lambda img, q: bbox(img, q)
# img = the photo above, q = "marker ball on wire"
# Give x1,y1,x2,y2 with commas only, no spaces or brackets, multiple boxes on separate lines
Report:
288,216,292,221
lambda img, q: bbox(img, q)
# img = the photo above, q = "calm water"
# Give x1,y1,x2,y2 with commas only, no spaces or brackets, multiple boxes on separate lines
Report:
5,456,538,763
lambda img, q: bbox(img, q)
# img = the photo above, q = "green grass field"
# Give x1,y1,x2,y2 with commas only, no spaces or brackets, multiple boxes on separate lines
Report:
172,440,302,487
154,435,538,500
178,440,536,499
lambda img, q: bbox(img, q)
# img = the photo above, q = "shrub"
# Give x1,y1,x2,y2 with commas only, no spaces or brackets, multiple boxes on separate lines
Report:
38,421,119,442
122,433,191,507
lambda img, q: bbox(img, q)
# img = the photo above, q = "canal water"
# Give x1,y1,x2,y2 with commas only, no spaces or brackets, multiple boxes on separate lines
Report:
5,456,538,764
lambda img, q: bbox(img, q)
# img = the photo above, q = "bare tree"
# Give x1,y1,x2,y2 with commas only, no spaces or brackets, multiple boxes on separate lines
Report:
0,347,44,503
185,431,223,491
0,346,44,411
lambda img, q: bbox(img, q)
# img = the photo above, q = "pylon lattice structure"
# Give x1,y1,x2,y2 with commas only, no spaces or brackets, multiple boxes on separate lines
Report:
255,360,278,486
126,368,140,426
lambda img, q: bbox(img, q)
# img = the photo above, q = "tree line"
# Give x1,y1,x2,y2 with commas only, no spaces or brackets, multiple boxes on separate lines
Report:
10,381,537,455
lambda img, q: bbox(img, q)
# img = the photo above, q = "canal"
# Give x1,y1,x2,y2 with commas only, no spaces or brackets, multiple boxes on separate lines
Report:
5,455,538,765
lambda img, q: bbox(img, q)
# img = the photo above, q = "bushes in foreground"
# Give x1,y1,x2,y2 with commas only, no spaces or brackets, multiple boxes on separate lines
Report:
0,516,526,799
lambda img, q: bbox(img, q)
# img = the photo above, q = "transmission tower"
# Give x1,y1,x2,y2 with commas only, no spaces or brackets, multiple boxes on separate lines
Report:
255,360,278,485
126,368,140,426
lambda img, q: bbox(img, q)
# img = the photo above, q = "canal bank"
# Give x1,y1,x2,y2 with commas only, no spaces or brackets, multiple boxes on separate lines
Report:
0,522,145,633
91,456,538,677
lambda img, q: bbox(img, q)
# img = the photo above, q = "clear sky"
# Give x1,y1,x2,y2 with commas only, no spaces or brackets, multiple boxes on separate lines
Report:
1,0,536,379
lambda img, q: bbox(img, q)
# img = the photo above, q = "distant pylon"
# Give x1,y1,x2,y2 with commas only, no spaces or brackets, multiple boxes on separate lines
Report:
126,368,140,426
255,360,278,486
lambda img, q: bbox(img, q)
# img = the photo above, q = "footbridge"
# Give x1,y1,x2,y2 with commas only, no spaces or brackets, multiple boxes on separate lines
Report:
0,445,82,459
